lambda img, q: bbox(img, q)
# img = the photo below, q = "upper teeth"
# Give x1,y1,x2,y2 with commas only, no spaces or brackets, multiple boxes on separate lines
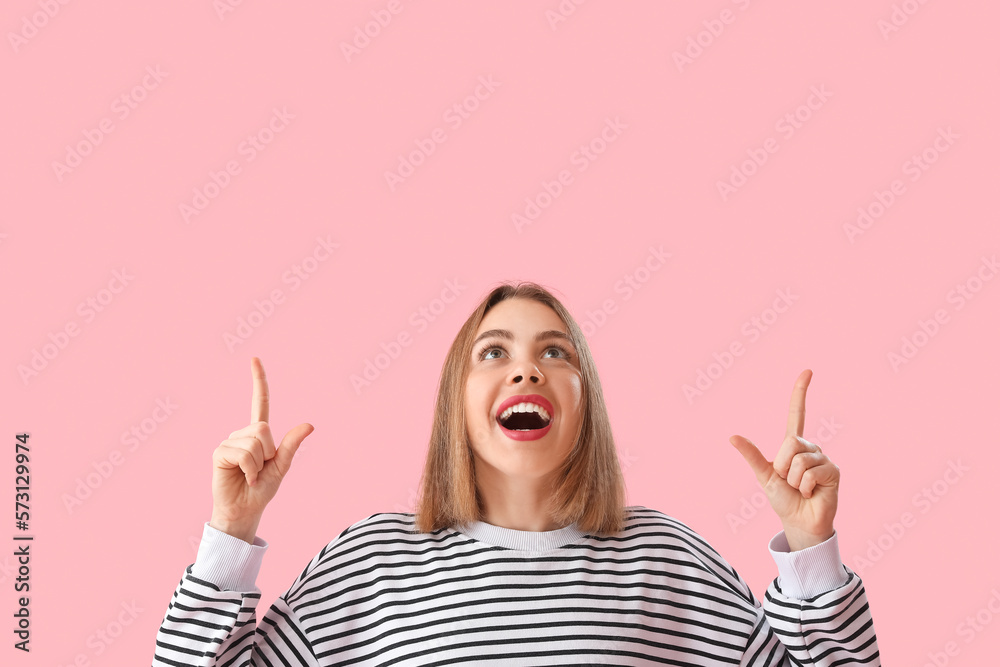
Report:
499,402,550,421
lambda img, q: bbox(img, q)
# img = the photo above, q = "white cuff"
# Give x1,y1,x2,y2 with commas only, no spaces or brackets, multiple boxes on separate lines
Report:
190,522,268,592
768,529,850,600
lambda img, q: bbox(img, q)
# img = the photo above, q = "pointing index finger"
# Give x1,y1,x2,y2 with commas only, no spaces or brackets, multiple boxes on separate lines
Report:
785,369,812,438
251,357,270,424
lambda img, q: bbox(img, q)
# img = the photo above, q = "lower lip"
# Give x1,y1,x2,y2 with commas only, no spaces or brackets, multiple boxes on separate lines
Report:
497,418,553,441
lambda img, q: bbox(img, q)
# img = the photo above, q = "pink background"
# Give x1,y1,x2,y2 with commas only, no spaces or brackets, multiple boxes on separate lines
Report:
3,1,998,664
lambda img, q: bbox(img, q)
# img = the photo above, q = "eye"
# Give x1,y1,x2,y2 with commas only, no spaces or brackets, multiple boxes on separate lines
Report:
480,345,504,360
477,343,573,361
545,344,572,359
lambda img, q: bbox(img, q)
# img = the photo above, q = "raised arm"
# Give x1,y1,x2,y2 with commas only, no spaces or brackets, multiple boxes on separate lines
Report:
151,357,317,665
729,370,880,663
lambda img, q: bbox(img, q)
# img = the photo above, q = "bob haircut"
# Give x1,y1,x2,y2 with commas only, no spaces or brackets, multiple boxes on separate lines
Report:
414,281,627,537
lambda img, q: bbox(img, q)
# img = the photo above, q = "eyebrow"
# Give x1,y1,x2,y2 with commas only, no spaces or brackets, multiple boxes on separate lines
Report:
472,329,575,348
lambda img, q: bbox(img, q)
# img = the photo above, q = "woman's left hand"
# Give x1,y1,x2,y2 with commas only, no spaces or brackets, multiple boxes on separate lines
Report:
729,369,840,551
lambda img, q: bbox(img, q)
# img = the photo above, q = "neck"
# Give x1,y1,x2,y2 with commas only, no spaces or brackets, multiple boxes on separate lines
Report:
475,464,564,532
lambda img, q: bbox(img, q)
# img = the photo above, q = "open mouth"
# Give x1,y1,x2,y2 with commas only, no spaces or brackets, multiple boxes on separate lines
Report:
494,395,555,439
498,409,551,431
496,395,554,433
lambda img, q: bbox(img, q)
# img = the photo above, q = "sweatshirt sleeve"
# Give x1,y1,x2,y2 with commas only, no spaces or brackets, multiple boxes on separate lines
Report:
151,522,321,666
739,530,881,666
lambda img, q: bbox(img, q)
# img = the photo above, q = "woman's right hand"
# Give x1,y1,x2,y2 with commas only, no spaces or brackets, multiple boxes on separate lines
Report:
209,357,314,544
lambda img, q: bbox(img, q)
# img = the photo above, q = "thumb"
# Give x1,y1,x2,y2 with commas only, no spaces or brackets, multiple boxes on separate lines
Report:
273,423,314,478
729,435,773,488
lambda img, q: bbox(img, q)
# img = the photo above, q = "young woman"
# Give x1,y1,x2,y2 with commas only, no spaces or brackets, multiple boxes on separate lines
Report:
153,282,880,665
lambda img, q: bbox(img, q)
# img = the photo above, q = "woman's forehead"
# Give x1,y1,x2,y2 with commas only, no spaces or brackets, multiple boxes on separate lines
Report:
478,298,565,330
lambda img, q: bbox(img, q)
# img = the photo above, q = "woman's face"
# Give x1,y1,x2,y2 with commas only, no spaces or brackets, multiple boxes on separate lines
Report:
464,298,584,481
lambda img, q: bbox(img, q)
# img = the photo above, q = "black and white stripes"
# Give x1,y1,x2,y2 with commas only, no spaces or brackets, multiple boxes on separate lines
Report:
152,506,880,666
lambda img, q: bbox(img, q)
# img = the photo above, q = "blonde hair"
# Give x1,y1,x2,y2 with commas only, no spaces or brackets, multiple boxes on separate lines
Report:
414,281,626,536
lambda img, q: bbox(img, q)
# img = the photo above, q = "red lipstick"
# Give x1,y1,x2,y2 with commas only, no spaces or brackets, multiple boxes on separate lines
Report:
495,394,554,441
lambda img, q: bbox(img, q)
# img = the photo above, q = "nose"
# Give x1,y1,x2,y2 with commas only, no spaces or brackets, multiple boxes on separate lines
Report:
509,361,543,384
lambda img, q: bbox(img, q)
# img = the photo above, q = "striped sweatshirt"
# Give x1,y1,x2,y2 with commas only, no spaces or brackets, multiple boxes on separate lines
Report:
152,505,880,665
